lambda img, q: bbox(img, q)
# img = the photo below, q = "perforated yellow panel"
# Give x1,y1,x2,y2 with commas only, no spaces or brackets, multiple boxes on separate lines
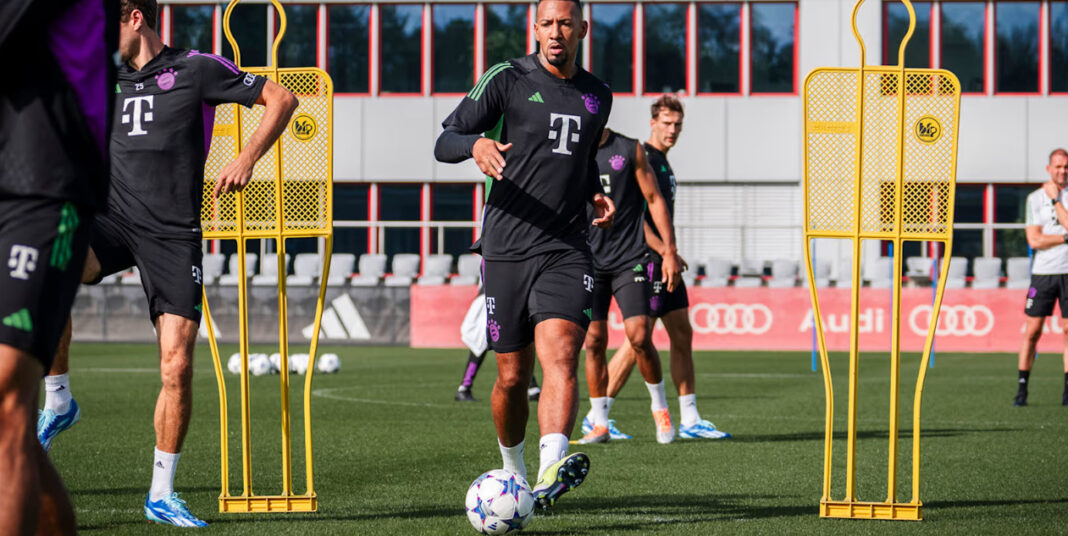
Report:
201,67,333,239
803,67,959,240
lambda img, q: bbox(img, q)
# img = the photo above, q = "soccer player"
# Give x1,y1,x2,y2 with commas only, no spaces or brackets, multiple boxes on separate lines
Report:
434,0,614,509
0,0,117,533
1015,148,1068,407
35,0,298,526
576,128,682,445
589,96,731,440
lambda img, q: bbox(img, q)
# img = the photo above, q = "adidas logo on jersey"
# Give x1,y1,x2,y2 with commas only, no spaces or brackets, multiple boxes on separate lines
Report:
528,91,544,103
2,309,33,332
303,293,371,341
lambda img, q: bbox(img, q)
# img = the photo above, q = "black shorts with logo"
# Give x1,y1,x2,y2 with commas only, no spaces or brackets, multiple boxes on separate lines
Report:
591,258,652,322
0,198,91,366
649,255,690,318
482,249,594,353
1024,274,1068,318
89,212,203,323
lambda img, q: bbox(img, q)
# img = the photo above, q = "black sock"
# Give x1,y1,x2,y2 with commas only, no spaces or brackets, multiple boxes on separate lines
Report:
529,375,539,389
1063,372,1068,391
1018,370,1030,391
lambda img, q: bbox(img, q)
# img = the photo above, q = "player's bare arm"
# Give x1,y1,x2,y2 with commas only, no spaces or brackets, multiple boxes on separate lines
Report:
634,141,682,291
1025,225,1068,250
214,80,299,198
643,220,688,273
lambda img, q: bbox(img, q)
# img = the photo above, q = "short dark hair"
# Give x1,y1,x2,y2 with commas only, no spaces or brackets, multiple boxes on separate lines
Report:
120,0,158,31
1050,148,1068,164
537,0,583,11
650,94,684,120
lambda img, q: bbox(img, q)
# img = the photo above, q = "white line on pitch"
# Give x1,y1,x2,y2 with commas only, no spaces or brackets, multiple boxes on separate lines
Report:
311,387,452,408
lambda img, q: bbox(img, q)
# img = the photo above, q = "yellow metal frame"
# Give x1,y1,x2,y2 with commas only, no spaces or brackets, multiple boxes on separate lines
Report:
201,0,334,514
801,0,961,521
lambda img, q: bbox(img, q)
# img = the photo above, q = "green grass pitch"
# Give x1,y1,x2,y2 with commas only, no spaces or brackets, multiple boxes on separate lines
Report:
50,343,1067,534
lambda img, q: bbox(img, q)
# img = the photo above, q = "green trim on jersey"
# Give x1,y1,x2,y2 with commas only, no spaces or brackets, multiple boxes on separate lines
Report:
2,309,33,332
483,116,505,200
50,202,80,271
468,62,512,101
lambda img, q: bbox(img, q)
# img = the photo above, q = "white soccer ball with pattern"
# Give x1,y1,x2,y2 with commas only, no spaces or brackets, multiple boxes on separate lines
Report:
249,354,272,376
465,470,534,535
317,353,340,374
268,353,282,373
227,353,242,375
289,353,310,375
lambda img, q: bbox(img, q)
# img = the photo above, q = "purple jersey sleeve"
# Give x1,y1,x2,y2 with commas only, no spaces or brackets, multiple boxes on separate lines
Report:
189,51,267,108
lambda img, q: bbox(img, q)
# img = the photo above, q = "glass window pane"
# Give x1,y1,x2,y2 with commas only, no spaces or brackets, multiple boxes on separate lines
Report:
750,2,796,93
335,227,369,257
170,5,214,52
644,4,686,93
883,1,931,67
591,4,634,93
433,5,475,93
697,3,740,93
952,229,984,260
941,2,985,93
334,184,369,220
432,184,474,221
221,3,267,67
328,5,370,93
994,184,1033,223
443,228,475,259
384,228,421,266
1052,2,1068,92
276,4,317,68
380,185,422,221
995,2,1039,93
994,228,1029,259
955,184,984,223
485,4,529,67
380,4,423,94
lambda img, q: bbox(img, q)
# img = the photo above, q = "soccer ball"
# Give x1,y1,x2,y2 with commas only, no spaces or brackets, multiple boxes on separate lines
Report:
465,470,534,535
249,354,272,376
317,353,340,374
227,353,242,375
290,353,310,375
268,353,282,373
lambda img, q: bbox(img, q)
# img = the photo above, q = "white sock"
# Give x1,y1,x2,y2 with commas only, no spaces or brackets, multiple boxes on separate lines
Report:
646,381,668,412
679,394,700,427
149,448,180,501
589,397,609,427
44,374,72,414
537,433,569,482
499,439,526,481
605,397,615,413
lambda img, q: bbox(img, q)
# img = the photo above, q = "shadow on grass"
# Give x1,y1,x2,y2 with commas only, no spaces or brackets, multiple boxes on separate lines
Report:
925,497,1068,509
72,485,217,496
730,427,1020,443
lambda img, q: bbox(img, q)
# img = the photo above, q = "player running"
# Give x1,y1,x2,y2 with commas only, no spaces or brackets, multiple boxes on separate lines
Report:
576,128,682,445
434,0,614,509
586,96,731,440
35,0,298,527
0,0,117,533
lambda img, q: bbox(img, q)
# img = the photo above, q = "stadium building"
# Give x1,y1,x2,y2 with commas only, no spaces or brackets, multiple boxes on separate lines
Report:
156,0,1066,285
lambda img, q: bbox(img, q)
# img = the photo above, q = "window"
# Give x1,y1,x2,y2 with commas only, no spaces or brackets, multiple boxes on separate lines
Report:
697,3,741,94
485,4,529,67
995,1,1039,93
221,2,267,67
644,3,687,94
334,184,369,221
1052,2,1068,92
170,4,213,52
379,4,424,94
954,184,985,224
380,185,422,221
276,4,318,68
883,1,931,67
940,2,985,93
591,4,634,93
433,4,475,93
327,5,370,93
431,184,477,258
993,185,1032,260
750,2,796,94
335,228,370,256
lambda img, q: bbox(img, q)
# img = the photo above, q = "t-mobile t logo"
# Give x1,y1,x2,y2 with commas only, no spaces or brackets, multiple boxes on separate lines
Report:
8,245,38,280
486,297,496,316
548,113,581,155
121,95,155,136
583,274,594,292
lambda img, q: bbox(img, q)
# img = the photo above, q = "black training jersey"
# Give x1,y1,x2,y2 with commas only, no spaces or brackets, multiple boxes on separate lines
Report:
110,46,266,237
439,54,612,260
0,0,118,208
643,142,676,244
588,131,647,273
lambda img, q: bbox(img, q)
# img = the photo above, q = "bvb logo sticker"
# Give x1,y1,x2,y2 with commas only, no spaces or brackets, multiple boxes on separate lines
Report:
914,115,941,144
291,114,317,141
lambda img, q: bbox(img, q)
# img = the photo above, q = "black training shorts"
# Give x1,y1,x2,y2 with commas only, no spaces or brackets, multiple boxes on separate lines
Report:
89,212,203,323
591,259,652,322
482,249,594,353
1024,274,1068,318
0,198,91,366
648,255,689,318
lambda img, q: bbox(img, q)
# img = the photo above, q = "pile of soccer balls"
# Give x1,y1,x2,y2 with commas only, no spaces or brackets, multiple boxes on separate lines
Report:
465,470,535,535
226,352,341,376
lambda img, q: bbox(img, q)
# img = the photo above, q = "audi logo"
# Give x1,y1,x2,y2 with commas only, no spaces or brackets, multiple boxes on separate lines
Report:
908,305,994,337
690,303,773,335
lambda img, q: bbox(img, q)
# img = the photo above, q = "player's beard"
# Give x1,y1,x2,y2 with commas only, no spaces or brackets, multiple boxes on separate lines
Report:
543,40,572,68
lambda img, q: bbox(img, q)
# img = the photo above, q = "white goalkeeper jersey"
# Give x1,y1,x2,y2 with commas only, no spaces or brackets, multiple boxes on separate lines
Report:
1025,187,1068,275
